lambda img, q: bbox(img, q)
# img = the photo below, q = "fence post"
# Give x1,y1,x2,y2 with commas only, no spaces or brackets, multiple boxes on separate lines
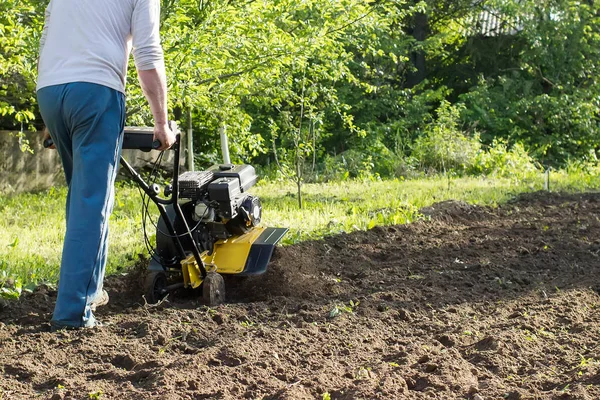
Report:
220,124,230,164
187,106,194,171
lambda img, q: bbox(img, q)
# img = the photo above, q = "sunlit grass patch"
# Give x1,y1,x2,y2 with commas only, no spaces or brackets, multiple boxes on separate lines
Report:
254,169,600,244
0,183,146,290
0,167,599,290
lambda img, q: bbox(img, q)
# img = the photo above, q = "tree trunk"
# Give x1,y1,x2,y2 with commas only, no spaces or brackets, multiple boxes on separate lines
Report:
407,11,428,88
296,177,303,209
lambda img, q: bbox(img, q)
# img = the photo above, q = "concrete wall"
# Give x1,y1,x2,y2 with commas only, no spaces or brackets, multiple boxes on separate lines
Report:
0,131,184,194
0,131,63,193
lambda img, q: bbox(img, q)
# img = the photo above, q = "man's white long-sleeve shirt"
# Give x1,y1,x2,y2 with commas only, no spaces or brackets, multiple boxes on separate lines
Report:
37,0,164,94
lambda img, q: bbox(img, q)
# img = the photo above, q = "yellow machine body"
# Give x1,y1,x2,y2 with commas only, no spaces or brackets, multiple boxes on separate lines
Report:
180,226,287,289
203,226,267,274
181,254,205,289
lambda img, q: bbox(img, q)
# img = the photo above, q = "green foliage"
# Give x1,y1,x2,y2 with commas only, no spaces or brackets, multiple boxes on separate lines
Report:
88,391,103,400
2,0,600,172
0,0,43,129
409,101,540,179
140,0,382,165
0,183,147,297
471,140,539,179
320,150,377,181
412,101,480,174
457,0,600,166
0,271,22,300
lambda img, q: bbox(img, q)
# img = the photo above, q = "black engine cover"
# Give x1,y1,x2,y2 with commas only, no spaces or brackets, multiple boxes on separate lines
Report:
207,177,242,219
207,164,257,192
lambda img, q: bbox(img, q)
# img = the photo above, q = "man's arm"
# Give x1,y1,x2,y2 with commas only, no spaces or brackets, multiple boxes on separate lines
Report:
39,2,53,147
38,2,52,71
132,0,175,150
138,67,174,150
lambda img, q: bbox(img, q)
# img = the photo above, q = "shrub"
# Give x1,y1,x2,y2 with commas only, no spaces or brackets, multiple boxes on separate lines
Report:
412,101,480,175
320,150,377,181
471,140,540,178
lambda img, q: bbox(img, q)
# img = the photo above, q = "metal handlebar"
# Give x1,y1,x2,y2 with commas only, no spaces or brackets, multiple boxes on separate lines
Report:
44,137,161,150
43,122,179,151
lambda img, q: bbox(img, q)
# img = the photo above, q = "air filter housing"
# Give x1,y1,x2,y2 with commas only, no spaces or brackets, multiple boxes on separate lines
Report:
178,171,214,200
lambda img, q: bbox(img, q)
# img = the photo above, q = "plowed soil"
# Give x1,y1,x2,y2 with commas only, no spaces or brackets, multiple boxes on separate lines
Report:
2,192,600,400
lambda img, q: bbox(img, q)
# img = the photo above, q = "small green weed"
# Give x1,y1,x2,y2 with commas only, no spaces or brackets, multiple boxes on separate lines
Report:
240,319,255,328
89,391,103,400
579,355,595,369
329,300,359,319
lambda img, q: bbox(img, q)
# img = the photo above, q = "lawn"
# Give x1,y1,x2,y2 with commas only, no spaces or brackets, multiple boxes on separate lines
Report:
1,167,599,292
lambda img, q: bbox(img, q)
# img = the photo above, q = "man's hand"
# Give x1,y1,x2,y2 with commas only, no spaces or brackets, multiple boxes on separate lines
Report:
43,127,56,149
153,122,176,150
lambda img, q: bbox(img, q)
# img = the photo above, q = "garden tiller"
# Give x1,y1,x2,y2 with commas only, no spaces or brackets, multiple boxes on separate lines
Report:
121,125,288,305
46,123,288,305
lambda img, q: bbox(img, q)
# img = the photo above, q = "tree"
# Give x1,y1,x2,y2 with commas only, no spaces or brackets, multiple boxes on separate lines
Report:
460,0,600,165
0,0,44,129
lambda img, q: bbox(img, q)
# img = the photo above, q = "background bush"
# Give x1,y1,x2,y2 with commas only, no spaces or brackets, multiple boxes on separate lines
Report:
1,0,598,180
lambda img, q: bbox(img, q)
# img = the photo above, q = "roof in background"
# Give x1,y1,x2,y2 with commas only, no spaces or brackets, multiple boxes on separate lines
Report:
469,9,523,36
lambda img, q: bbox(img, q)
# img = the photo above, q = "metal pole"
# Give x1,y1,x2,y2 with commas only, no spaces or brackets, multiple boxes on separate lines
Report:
544,168,550,192
187,106,194,171
220,123,231,164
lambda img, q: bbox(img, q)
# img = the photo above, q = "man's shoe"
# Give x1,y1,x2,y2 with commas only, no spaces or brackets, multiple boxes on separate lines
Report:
50,320,104,332
90,290,109,312
50,322,79,332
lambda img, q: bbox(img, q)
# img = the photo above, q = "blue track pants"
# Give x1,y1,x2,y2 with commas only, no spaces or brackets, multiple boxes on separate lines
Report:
37,82,125,328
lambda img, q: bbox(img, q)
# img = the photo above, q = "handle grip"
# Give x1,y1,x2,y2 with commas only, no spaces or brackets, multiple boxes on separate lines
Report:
45,122,174,150
44,137,158,150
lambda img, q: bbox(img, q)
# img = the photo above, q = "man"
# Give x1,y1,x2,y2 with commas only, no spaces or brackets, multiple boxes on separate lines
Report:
37,0,176,330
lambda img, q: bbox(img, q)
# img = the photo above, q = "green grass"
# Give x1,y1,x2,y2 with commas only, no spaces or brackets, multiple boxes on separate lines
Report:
0,182,146,294
1,168,600,290
256,169,600,243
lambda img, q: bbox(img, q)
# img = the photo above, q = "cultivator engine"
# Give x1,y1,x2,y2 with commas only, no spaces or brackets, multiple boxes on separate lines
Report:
119,124,288,304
